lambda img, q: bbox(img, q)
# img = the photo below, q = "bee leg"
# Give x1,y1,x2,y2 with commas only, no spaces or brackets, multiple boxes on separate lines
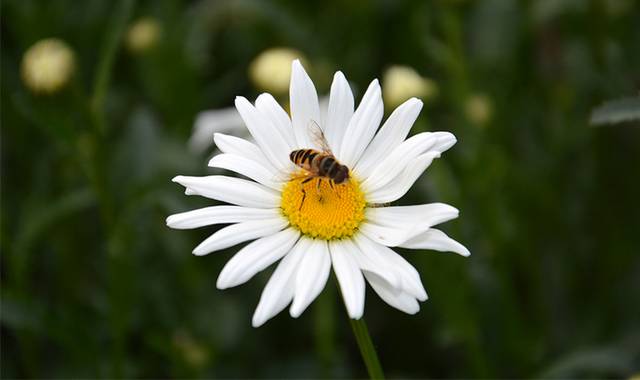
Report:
299,188,307,210
315,178,323,201
330,180,342,199
301,177,314,184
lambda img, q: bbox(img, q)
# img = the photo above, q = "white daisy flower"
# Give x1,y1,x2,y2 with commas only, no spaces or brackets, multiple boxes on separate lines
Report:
167,60,470,327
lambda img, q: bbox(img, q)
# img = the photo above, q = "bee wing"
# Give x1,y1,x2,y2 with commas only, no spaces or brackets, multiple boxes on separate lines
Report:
307,120,334,155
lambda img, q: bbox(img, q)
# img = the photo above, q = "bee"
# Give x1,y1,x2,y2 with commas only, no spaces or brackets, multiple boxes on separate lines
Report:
289,122,350,209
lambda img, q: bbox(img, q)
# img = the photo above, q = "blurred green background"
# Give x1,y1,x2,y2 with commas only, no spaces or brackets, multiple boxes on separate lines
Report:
2,0,640,378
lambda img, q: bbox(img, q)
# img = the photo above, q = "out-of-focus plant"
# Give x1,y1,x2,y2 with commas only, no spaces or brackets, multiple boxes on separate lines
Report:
21,38,75,94
126,17,162,54
464,93,493,127
249,48,307,95
590,96,640,126
382,65,438,109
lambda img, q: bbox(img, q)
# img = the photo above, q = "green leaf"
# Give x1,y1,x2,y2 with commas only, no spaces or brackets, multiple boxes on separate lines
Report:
589,97,640,126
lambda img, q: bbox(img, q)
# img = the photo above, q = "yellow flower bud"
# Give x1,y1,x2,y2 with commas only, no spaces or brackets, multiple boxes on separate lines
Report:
464,94,493,126
21,38,75,94
173,330,209,368
383,65,438,109
126,17,161,54
249,48,306,94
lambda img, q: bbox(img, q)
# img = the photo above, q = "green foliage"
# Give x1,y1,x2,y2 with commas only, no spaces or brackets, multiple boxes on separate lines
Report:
2,0,640,378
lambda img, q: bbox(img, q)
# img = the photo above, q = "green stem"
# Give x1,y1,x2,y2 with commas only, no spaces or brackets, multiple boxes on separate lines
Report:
349,318,385,379
86,0,136,376
91,0,135,135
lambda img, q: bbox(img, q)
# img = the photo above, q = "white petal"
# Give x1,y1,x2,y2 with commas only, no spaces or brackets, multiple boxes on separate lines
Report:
358,221,413,247
214,133,277,173
189,107,245,153
360,132,438,192
349,236,400,289
355,235,427,301
365,203,459,239
363,237,427,301
338,79,383,167
289,60,321,148
431,131,457,154
192,218,288,256
290,238,331,318
319,96,329,133
235,96,294,171
208,153,282,190
354,98,423,178
255,93,297,149
324,71,354,152
329,240,365,319
172,175,280,208
365,272,420,315
365,151,440,204
166,206,279,229
217,228,300,289
400,228,471,257
252,238,308,327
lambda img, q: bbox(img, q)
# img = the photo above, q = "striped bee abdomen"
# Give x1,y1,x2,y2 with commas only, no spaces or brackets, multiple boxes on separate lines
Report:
289,148,350,184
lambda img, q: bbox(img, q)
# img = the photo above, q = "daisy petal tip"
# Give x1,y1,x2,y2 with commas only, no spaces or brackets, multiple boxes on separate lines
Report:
288,304,303,319
215,274,229,290
234,96,250,108
255,92,272,104
291,59,308,75
436,132,457,152
452,243,472,257
333,70,346,80
350,309,364,320
251,312,266,328
400,97,423,108
289,295,314,318
192,246,208,256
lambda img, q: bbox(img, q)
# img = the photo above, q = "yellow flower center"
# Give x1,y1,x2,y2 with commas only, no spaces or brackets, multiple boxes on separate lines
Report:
281,175,366,240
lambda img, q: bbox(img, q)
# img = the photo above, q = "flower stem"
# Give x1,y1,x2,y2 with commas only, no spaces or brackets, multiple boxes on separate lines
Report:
349,318,385,379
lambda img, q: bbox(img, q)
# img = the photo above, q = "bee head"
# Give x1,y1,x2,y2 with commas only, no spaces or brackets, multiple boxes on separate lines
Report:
333,165,349,184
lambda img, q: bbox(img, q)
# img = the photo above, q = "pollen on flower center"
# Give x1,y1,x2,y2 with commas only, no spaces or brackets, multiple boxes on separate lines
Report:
281,175,366,240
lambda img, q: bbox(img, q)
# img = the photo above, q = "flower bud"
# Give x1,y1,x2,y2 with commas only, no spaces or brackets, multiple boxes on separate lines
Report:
126,17,161,54
383,65,438,108
249,48,306,94
464,94,493,126
21,38,75,94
